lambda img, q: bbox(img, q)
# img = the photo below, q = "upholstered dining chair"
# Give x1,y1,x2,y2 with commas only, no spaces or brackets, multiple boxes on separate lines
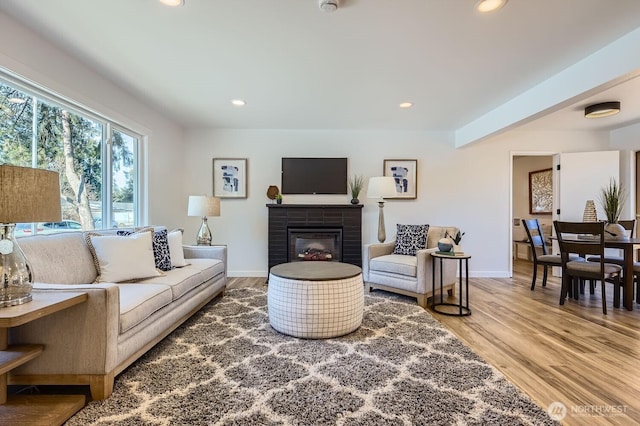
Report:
554,221,623,314
587,219,636,266
521,219,583,291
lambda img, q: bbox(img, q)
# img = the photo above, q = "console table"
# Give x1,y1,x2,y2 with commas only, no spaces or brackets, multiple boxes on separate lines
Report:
0,291,88,425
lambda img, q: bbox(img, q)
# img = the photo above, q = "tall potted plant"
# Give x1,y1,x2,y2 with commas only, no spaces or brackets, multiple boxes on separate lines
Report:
598,178,628,240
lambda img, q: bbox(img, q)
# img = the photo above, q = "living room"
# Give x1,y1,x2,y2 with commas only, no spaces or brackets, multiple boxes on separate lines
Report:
1,1,640,424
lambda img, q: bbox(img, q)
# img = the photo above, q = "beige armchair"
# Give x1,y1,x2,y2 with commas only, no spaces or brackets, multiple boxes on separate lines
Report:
363,226,459,308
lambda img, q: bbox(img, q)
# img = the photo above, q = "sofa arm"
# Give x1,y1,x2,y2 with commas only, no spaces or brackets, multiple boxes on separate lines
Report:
416,248,457,294
183,244,227,277
9,283,120,375
363,241,395,281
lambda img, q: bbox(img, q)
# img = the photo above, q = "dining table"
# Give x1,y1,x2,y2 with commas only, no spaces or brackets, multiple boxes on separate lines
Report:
603,238,640,310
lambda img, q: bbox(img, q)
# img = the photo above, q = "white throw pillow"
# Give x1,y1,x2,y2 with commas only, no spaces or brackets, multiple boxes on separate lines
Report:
167,228,188,267
88,230,161,283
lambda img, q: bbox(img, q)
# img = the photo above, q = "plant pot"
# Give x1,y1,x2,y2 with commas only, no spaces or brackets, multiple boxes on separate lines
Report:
350,198,359,205
437,238,453,252
276,199,282,205
604,222,628,240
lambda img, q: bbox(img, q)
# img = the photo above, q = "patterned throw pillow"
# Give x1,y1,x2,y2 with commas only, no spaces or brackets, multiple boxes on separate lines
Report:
118,228,173,271
392,224,429,256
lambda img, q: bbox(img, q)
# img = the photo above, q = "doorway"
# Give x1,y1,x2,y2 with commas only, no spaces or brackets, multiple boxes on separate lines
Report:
511,154,554,276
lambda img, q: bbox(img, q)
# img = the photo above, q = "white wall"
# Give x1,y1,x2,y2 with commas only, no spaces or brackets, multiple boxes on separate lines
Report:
0,11,186,229
184,128,613,277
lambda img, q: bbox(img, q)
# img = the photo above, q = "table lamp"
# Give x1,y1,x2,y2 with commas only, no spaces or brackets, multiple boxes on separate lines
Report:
0,165,61,307
367,176,397,243
187,195,220,245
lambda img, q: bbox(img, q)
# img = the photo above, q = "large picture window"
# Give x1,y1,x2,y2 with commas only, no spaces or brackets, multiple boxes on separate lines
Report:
1,78,140,235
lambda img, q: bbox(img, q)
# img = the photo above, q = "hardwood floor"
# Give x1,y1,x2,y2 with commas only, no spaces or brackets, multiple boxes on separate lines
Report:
228,261,640,425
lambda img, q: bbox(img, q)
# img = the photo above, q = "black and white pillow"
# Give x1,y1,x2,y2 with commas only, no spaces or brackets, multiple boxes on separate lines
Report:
118,228,173,271
392,224,429,256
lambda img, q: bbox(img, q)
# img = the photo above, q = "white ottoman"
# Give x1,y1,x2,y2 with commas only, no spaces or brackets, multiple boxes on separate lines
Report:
268,262,364,339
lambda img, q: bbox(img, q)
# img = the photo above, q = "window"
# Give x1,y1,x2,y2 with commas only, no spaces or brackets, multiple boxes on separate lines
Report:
0,77,141,234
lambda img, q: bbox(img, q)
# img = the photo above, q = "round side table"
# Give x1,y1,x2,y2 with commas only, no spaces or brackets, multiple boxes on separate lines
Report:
431,252,471,316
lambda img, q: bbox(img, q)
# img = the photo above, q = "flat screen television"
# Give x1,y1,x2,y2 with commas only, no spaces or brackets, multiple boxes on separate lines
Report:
281,157,348,195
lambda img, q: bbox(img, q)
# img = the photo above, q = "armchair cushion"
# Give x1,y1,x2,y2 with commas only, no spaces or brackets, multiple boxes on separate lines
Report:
392,224,429,256
370,254,417,277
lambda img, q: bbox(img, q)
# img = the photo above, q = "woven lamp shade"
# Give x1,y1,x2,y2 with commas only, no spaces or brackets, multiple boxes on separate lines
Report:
187,196,220,217
0,165,61,223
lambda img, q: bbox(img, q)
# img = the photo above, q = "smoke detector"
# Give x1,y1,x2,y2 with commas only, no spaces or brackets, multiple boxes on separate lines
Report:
319,0,339,12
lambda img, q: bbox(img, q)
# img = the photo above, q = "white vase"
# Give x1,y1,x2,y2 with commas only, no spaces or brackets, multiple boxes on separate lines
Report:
453,244,463,253
604,222,628,240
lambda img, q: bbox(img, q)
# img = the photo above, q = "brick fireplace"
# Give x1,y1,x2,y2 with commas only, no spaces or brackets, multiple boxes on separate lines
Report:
267,204,363,269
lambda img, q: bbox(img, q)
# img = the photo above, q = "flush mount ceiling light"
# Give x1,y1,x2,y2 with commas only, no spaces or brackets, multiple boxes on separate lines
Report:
475,0,508,13
319,0,339,13
159,0,184,6
231,99,246,107
584,101,621,118
399,102,414,109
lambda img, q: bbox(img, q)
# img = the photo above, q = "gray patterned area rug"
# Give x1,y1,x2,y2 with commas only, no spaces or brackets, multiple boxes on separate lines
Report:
67,288,556,425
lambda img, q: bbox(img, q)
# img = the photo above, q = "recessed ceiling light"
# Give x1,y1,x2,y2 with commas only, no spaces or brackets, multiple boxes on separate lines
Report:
475,0,508,13
8,97,26,104
231,99,246,107
399,102,413,109
584,101,621,118
159,0,184,7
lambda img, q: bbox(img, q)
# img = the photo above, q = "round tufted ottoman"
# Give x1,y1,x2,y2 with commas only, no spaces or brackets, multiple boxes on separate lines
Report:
267,262,364,339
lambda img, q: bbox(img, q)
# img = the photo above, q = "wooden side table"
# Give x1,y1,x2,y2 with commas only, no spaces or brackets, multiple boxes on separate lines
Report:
0,291,88,425
431,252,472,316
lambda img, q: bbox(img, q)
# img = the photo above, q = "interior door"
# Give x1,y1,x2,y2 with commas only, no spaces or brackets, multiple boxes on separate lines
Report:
555,150,620,222
552,150,620,267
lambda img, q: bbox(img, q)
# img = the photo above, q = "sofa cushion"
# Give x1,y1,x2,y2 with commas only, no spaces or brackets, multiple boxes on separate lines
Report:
118,283,173,333
118,228,173,271
370,254,417,277
87,230,162,283
185,258,225,282
393,224,429,256
18,232,98,284
140,259,224,301
167,229,188,267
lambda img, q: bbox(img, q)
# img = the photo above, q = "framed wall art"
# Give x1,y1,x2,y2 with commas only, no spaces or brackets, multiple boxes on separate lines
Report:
383,159,417,199
529,168,552,214
213,158,247,198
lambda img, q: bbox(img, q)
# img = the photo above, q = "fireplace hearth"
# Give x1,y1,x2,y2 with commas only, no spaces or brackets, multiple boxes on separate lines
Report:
267,204,363,269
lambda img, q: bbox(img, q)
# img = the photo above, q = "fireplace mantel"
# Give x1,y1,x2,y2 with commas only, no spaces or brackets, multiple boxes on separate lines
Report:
267,204,363,269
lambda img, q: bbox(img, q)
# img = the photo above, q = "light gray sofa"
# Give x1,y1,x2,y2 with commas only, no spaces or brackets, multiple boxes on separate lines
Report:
8,228,226,400
363,226,459,308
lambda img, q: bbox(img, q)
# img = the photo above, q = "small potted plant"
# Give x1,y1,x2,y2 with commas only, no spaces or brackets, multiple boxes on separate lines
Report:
446,230,465,253
599,178,627,240
348,175,364,205
275,193,283,204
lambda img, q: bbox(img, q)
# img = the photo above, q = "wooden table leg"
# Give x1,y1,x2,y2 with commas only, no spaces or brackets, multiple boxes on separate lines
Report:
624,245,634,310
0,328,7,404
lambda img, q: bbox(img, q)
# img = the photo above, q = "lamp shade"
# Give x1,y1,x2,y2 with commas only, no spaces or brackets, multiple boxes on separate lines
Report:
0,165,61,223
187,196,220,217
367,177,397,199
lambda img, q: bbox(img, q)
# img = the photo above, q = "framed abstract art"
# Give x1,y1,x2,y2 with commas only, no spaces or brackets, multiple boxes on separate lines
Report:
383,159,417,199
213,158,247,198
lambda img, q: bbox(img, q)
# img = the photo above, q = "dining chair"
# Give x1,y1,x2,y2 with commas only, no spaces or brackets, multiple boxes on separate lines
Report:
553,221,623,314
521,219,582,290
587,219,636,266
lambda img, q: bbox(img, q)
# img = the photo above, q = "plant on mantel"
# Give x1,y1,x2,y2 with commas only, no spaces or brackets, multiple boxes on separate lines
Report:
349,174,365,204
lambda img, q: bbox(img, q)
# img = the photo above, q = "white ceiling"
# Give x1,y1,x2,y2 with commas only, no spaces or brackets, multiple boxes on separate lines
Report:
2,0,640,140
